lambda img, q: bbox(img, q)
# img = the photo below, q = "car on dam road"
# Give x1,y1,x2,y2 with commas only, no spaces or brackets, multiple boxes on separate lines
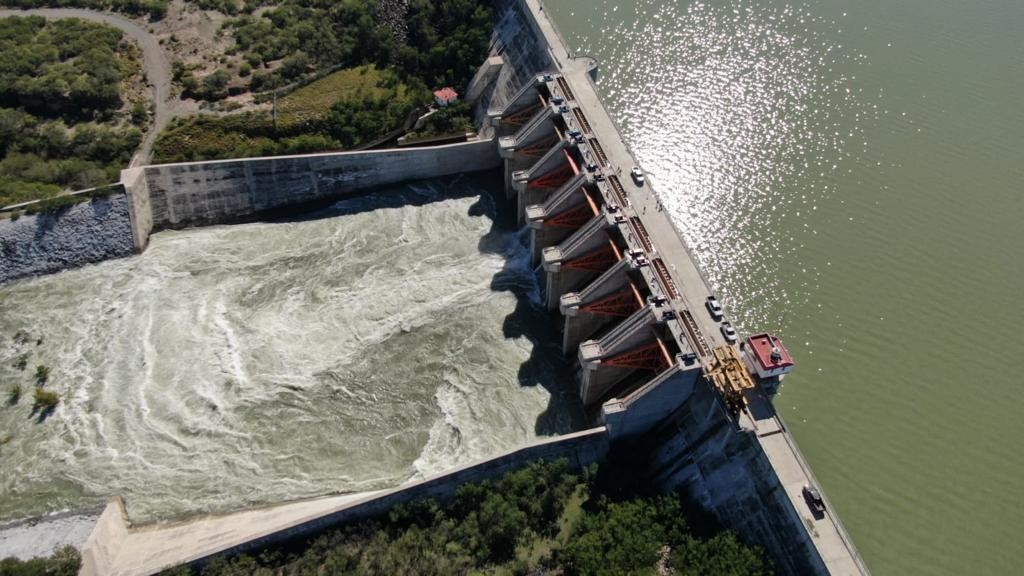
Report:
706,295,724,321
720,322,738,344
630,165,645,186
803,484,826,514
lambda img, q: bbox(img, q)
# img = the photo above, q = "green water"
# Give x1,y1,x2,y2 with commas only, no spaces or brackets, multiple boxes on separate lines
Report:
542,0,1024,574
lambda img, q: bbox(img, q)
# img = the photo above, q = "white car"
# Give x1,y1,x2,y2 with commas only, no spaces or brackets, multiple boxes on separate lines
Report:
720,322,738,344
630,166,645,186
705,295,724,321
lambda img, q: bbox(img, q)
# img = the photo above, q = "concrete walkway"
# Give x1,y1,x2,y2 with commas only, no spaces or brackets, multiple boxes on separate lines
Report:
79,492,377,576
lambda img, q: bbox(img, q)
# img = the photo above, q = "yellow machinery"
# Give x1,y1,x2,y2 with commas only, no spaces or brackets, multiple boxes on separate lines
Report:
705,345,757,414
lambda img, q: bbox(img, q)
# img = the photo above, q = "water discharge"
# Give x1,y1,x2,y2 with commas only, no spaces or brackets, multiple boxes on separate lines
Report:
0,176,582,523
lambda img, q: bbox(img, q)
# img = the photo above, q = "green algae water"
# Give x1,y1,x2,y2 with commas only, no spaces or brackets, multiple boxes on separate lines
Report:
541,0,1024,574
0,178,582,523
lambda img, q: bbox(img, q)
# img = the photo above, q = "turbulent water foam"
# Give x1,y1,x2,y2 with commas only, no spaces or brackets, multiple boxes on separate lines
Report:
0,177,578,523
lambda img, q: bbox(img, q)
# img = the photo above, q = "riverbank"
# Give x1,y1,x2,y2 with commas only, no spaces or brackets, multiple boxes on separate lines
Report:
0,510,99,561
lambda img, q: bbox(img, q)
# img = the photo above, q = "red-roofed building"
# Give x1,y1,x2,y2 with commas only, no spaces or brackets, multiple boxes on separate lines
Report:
433,87,458,107
743,333,795,380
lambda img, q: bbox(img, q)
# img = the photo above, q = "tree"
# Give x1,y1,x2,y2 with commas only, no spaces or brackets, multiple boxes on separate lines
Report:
0,545,80,575
561,495,689,576
671,533,773,576
202,70,231,100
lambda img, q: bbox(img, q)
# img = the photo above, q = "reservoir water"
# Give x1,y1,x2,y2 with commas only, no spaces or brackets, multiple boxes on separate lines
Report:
0,177,582,523
541,0,1024,574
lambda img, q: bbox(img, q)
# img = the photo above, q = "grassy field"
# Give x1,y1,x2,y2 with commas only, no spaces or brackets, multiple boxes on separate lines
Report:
153,65,427,163
276,65,406,129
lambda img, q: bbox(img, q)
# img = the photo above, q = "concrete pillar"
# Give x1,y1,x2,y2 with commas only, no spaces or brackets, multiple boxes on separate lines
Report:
578,305,660,406
489,75,545,137
511,106,557,151
559,258,635,354
599,361,701,440
492,74,546,114
514,140,570,222
541,211,615,310
525,173,590,265
466,55,504,104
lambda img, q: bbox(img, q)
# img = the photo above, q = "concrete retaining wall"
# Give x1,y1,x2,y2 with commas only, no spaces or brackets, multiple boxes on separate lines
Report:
80,428,609,576
130,139,501,238
0,190,135,284
121,166,153,252
207,427,610,568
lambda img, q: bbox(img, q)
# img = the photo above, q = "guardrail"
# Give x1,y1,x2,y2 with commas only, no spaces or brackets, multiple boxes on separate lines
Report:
1,184,123,215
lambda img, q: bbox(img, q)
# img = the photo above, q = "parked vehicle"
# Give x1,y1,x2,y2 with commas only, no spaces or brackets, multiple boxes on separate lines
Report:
630,165,645,186
705,295,724,321
803,484,826,513
720,322,738,344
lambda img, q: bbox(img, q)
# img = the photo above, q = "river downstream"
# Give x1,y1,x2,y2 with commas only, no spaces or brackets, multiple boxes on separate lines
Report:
0,177,582,523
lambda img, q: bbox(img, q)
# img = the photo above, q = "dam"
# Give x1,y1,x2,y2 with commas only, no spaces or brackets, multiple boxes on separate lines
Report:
0,1,869,574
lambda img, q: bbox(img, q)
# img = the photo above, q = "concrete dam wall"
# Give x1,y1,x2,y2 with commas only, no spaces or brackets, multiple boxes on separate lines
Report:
0,189,135,285
125,139,501,247
483,2,868,571
0,141,501,286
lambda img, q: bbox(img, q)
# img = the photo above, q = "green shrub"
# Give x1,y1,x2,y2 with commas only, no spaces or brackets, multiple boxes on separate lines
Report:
670,532,773,576
0,18,144,206
35,364,50,385
32,387,59,409
7,384,20,404
131,101,149,125
0,545,80,575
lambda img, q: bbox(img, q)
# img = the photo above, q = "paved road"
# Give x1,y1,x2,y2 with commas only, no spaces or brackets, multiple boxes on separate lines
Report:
0,8,175,165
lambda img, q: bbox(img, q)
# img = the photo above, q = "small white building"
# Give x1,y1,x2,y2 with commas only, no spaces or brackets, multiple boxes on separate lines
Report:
743,333,795,380
433,87,458,107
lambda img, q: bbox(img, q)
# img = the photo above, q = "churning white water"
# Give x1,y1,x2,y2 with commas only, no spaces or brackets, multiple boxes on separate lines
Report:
0,176,582,523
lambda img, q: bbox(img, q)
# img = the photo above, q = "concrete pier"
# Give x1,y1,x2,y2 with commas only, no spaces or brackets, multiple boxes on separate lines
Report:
559,257,636,353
